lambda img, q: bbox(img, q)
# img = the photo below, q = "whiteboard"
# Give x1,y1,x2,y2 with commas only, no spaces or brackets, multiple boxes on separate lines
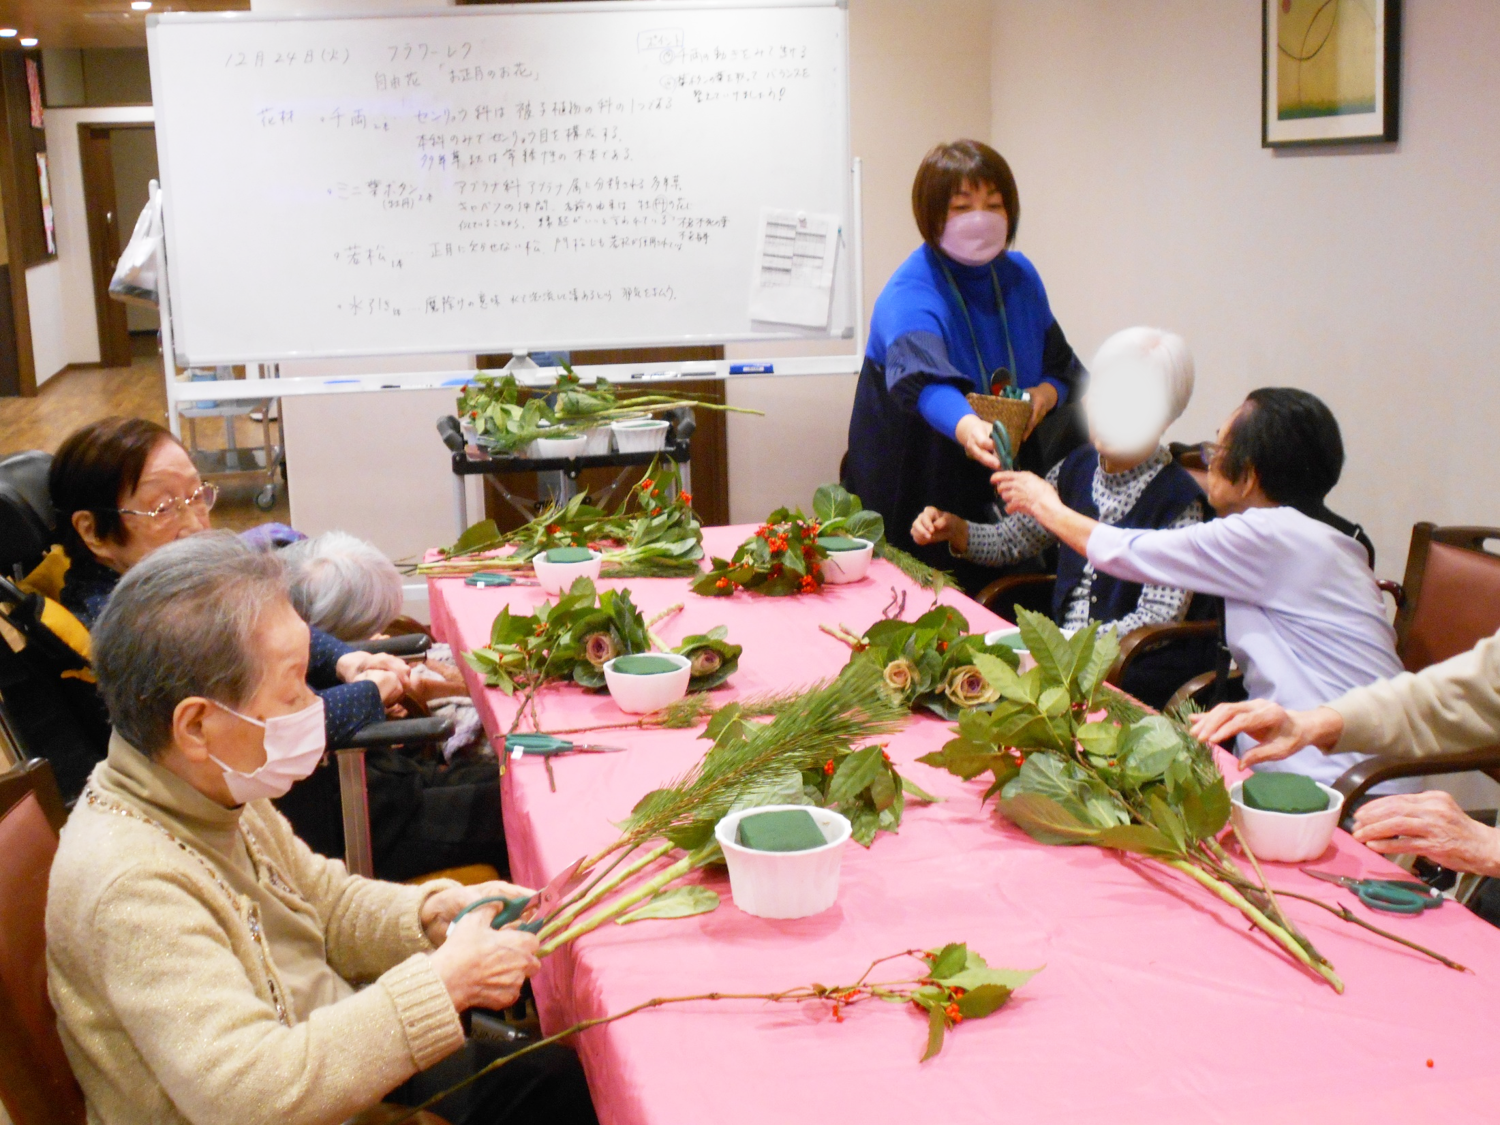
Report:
147,1,855,365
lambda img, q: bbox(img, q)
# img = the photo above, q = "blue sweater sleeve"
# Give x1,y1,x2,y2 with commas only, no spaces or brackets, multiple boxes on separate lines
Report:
916,383,973,442
307,627,353,688
319,681,387,748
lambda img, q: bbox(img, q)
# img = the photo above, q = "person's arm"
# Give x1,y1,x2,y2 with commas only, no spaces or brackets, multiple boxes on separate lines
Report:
319,681,386,748
1099,501,1202,635
883,330,1000,469
991,470,1100,556
962,513,1054,567
307,626,351,687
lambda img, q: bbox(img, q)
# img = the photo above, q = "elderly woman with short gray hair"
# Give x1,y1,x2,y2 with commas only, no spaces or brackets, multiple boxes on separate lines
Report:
283,530,405,643
46,532,596,1125
911,326,1212,706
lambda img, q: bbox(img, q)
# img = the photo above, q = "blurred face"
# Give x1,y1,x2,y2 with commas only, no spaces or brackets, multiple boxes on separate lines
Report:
171,598,317,804
76,439,214,572
1085,364,1171,464
945,179,1006,227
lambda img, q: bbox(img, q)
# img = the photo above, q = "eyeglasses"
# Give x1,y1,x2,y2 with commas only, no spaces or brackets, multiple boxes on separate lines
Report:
1197,441,1223,469
113,482,219,520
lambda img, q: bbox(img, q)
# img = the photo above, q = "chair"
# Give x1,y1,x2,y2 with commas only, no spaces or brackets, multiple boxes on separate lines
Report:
1331,524,1500,807
0,757,86,1125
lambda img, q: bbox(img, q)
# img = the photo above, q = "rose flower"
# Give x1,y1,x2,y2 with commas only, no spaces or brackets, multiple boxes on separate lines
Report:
944,664,999,708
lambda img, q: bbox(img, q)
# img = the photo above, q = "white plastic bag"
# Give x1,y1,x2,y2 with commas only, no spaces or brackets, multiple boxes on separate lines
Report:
108,192,161,309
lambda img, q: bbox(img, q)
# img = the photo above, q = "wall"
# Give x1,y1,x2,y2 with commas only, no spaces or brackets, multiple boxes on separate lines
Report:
725,0,995,521
989,0,1500,577
36,105,153,383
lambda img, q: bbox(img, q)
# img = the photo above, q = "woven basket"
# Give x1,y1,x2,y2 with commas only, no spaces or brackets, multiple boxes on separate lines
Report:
965,393,1030,463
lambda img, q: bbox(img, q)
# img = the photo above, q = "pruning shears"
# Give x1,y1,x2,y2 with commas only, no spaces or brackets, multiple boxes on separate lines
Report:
504,733,629,792
465,571,540,587
1301,869,1444,915
449,855,589,934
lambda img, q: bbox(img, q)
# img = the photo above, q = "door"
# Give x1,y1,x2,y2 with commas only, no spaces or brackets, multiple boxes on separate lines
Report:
78,124,131,368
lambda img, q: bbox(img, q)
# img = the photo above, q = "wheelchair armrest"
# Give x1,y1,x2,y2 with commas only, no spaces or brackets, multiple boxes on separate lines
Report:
1109,620,1219,684
351,634,432,660
1333,745,1500,808
343,715,455,749
436,415,466,454
1377,579,1405,609
1164,667,1243,716
975,573,1055,613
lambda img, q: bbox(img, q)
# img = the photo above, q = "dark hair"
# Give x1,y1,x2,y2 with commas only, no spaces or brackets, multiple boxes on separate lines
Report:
49,417,179,562
1218,388,1345,517
911,140,1020,247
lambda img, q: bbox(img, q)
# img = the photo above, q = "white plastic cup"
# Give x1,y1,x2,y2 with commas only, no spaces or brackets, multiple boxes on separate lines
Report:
611,418,670,453
532,548,603,595
1229,780,1344,863
529,433,588,459
715,805,852,919
820,538,874,584
581,426,614,456
602,652,691,713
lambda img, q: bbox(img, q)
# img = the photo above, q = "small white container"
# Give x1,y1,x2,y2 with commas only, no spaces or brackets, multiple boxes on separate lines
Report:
529,433,588,459
984,627,1036,672
581,426,614,456
611,418,670,453
715,805,852,919
602,652,691,713
532,548,603,595
820,537,874,584
1229,779,1344,863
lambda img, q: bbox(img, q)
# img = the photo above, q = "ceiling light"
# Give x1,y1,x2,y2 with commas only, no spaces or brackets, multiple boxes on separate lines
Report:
0,29,17,37
20,37,36,46
132,1,153,10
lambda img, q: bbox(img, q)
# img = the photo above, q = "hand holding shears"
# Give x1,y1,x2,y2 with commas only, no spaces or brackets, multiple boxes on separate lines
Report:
449,856,588,935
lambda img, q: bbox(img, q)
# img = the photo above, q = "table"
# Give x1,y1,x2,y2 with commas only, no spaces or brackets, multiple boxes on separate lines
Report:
430,525,1500,1124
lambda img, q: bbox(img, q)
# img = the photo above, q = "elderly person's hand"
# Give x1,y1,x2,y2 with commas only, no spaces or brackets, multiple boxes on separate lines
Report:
1025,381,1058,439
991,469,1062,520
1351,791,1500,876
428,902,541,1012
336,649,410,684
353,668,406,708
1190,701,1345,766
910,507,969,554
420,880,537,945
954,413,1001,471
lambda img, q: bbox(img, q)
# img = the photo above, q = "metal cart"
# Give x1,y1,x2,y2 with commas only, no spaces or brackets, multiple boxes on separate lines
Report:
179,369,284,511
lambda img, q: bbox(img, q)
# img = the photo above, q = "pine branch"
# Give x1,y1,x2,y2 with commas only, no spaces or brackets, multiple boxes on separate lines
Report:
873,541,951,597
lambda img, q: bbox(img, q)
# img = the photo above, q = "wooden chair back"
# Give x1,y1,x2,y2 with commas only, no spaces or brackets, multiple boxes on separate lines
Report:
1394,524,1500,673
0,758,86,1125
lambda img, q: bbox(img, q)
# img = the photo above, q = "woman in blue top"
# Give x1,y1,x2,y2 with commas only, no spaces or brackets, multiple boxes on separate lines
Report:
843,140,1086,587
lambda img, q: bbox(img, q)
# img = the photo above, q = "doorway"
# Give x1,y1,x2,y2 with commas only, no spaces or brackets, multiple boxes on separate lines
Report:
78,123,158,369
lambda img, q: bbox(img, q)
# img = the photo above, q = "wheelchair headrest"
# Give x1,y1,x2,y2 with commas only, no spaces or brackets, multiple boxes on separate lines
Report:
0,451,55,580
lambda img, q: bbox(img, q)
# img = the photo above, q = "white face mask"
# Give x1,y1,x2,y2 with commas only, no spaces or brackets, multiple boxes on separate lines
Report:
939,209,1009,267
208,696,326,803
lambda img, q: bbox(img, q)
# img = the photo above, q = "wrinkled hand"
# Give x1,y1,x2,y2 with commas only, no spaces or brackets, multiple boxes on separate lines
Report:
1190,702,1345,766
910,507,969,555
954,413,1001,471
356,668,406,707
336,650,412,687
991,470,1059,520
1025,381,1058,439
429,902,541,1013
421,880,537,946
1352,791,1500,876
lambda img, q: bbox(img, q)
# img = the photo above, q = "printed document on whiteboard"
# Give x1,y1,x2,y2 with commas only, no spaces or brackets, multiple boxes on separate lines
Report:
748,208,839,328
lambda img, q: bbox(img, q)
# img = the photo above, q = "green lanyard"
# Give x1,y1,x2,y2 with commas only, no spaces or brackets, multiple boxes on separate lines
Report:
937,258,1018,393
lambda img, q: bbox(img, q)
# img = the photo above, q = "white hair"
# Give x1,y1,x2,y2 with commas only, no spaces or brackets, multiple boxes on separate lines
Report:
282,530,403,642
1084,327,1195,458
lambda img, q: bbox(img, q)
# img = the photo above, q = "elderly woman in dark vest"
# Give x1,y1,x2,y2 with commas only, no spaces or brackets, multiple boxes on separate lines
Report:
912,327,1213,707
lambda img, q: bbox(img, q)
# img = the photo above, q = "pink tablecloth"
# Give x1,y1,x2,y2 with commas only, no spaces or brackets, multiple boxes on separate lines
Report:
430,525,1500,1124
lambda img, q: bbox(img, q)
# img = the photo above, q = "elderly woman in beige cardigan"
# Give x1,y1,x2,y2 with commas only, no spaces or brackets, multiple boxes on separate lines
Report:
45,533,596,1125
1191,629,1500,878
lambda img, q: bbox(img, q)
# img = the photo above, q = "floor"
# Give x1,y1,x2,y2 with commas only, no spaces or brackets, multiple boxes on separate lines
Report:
0,341,292,533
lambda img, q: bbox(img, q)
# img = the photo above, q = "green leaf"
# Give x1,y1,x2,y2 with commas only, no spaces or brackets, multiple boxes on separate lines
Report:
972,651,1036,705
614,885,721,924
842,508,885,544
1119,716,1186,786
1075,721,1120,761
869,765,898,812
928,943,969,980
828,745,886,806
955,983,1013,1020
995,792,1103,846
1016,608,1077,689
446,519,503,556
940,965,1041,993
1094,823,1178,857
922,1003,947,1062
1181,778,1231,841
897,773,942,805
849,804,881,847
917,738,1008,781
1077,626,1120,705
1147,794,1189,852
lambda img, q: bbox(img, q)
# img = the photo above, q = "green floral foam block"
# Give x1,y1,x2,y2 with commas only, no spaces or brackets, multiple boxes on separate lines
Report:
1242,772,1329,814
736,808,827,852
610,654,680,675
545,547,595,563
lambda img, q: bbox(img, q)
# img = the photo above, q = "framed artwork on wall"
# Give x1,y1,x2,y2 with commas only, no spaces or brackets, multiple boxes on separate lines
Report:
1262,0,1401,147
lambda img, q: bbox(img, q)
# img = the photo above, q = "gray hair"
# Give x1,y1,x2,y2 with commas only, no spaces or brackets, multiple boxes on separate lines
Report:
93,532,288,757
282,530,403,642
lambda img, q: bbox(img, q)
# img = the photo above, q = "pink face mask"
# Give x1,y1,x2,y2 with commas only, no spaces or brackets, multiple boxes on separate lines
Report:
939,209,1009,267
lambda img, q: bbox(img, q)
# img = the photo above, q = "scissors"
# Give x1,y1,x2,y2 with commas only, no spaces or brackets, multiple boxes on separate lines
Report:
504,733,629,792
449,855,589,934
1302,869,1444,915
465,572,540,587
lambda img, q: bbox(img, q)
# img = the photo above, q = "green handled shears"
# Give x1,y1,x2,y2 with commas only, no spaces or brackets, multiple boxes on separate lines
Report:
504,734,629,792
1302,869,1444,915
448,855,588,934
465,572,539,587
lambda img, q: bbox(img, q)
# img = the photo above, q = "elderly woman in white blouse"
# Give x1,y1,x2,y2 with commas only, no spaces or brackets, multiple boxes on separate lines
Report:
912,327,1212,707
994,385,1408,791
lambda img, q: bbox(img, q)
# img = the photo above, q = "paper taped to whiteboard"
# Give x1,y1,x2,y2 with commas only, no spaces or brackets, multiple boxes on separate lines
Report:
748,208,839,329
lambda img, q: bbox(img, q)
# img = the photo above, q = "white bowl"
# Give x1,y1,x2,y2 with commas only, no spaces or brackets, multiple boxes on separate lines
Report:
1229,779,1344,863
532,548,603,595
715,804,852,919
581,426,614,456
611,418,670,453
984,627,1036,672
602,652,691,713
528,433,588,459
820,537,874,584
